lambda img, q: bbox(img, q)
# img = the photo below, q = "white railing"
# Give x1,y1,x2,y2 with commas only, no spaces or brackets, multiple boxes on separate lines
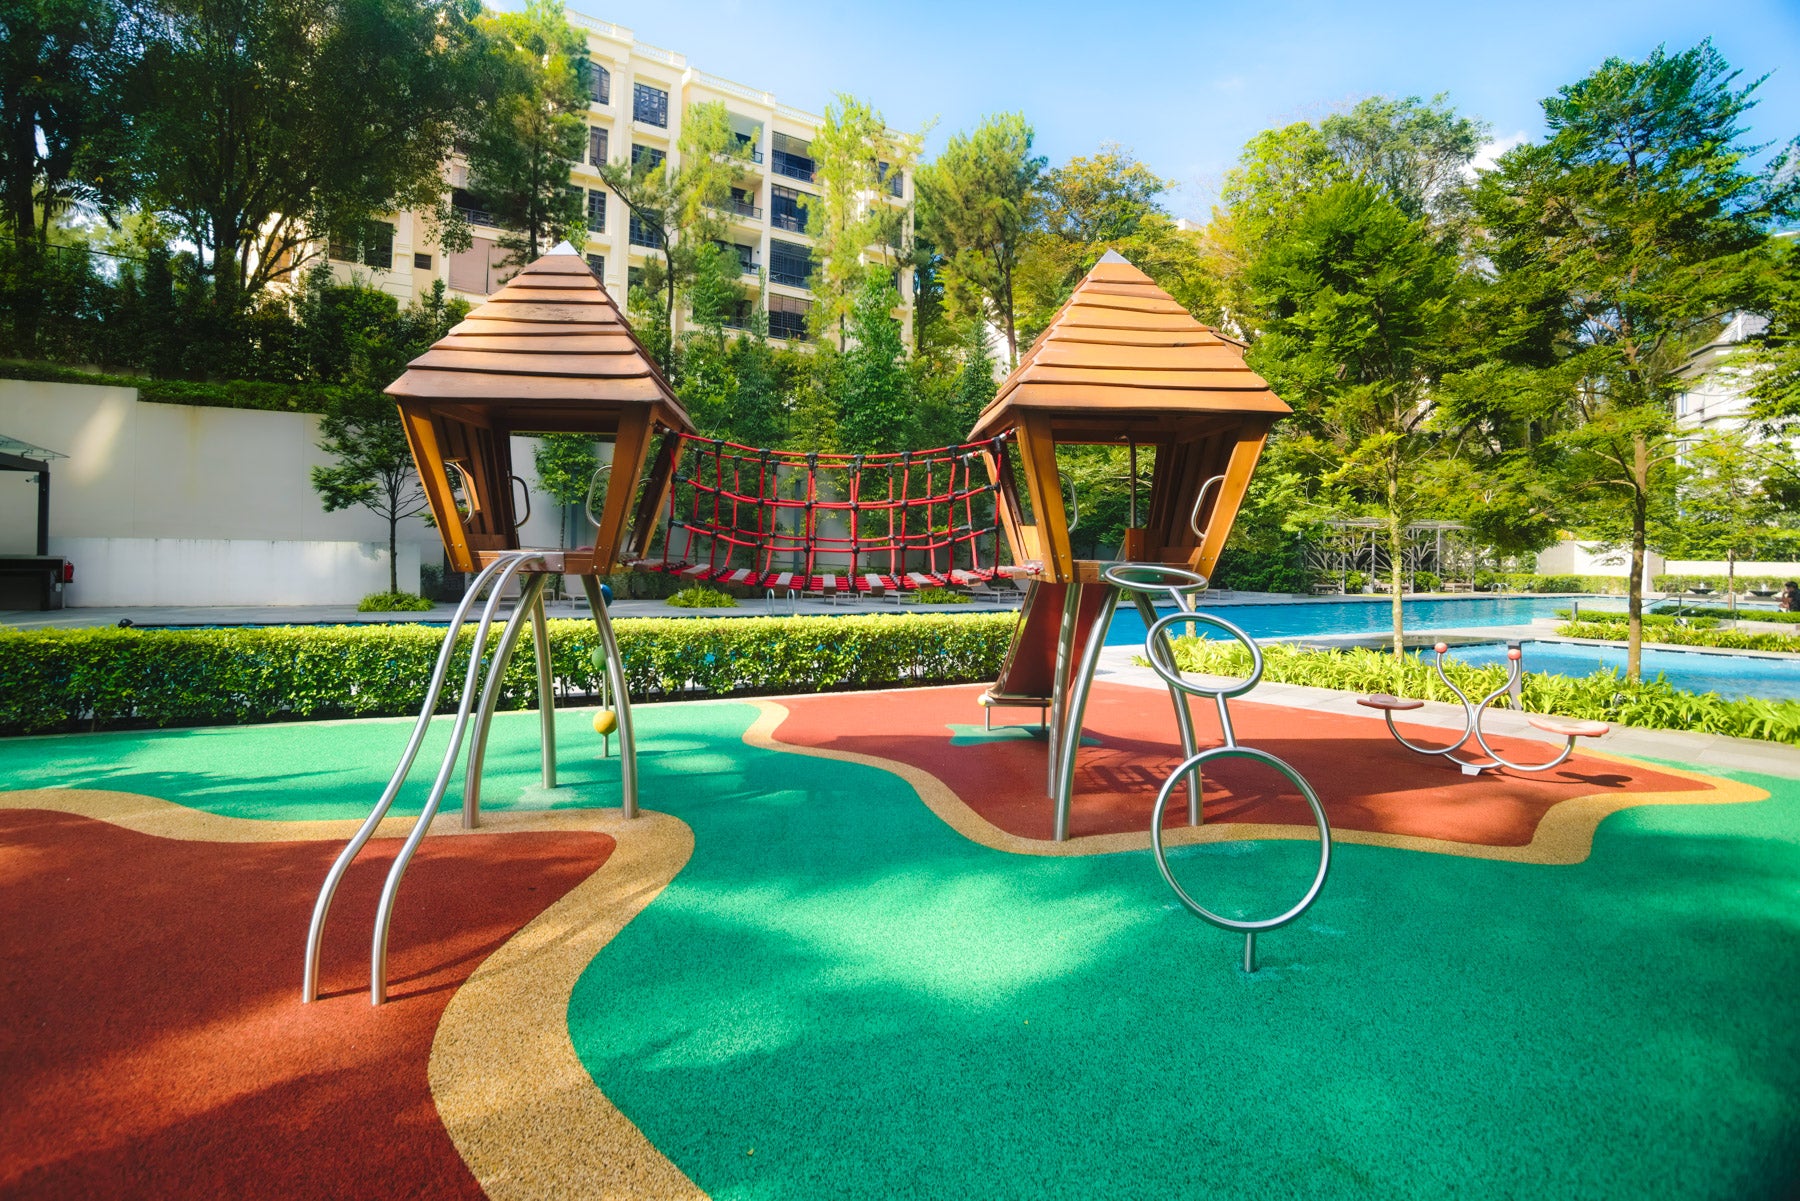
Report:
634,41,682,66
692,69,774,107
568,11,625,39
777,102,822,125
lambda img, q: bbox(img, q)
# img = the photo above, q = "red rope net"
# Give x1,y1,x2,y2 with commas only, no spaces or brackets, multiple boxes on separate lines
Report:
640,434,1009,594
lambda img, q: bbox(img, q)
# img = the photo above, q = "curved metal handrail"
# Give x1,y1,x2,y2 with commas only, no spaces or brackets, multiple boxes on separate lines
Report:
1059,469,1080,533
301,550,530,1003
1376,642,1584,774
447,461,482,518
369,552,544,1004
510,474,532,529
1189,473,1225,539
584,464,611,529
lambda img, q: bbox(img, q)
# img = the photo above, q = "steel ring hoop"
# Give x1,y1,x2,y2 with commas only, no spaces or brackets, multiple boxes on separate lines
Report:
1144,610,1264,699
1101,562,1210,595
1150,746,1332,933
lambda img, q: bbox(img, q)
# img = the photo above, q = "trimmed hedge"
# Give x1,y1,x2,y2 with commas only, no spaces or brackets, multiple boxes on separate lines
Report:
0,612,1016,736
1653,574,1797,595
0,358,340,414
1558,619,1800,653
1158,639,1800,745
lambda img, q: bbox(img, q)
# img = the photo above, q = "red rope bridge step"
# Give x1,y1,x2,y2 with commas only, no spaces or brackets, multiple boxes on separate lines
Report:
640,435,1009,594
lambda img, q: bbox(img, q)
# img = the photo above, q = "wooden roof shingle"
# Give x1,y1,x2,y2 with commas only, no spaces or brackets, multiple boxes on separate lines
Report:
385,243,693,434
967,250,1288,441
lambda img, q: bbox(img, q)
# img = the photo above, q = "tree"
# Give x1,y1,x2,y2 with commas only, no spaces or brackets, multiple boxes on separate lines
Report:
120,0,479,311
532,433,598,557
916,113,1044,365
597,99,745,372
839,273,912,452
1319,95,1488,223
463,0,588,267
1016,145,1222,338
1468,41,1788,679
1249,180,1460,658
311,281,466,594
951,322,997,435
804,93,919,343
0,0,122,244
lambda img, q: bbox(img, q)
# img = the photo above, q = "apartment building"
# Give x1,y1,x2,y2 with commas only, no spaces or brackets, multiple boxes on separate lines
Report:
327,11,913,347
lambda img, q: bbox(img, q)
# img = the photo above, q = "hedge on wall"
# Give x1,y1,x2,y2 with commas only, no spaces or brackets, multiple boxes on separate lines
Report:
0,612,1018,736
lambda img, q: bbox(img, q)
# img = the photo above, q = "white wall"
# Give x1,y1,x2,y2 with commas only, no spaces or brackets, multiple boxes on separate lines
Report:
0,379,576,606
1535,538,1666,578
1666,559,1800,578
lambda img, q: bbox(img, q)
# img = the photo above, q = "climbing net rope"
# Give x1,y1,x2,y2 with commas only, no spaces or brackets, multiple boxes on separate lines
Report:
641,433,1010,593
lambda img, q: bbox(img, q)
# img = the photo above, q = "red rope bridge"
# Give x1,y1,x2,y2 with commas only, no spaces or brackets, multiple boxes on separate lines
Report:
639,434,1011,595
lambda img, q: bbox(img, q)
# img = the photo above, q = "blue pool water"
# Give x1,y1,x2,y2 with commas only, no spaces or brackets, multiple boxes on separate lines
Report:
1437,640,1796,703
1103,595,1584,645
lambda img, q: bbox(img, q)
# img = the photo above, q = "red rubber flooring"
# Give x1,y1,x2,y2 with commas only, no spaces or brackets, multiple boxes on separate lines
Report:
771,683,1711,844
0,810,612,1200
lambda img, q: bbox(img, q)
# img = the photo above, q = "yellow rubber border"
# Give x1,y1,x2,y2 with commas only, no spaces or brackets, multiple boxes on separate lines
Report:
743,701,1770,865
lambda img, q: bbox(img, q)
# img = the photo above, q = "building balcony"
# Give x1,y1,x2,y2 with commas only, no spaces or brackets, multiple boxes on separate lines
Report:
770,210,806,234
769,267,810,290
716,197,763,221
767,311,807,340
454,204,498,229
771,150,815,183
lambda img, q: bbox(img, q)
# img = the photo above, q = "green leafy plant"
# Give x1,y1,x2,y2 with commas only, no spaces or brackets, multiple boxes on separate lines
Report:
1146,639,1800,745
1412,571,1440,592
356,590,434,613
1559,620,1799,653
666,585,739,609
911,586,970,604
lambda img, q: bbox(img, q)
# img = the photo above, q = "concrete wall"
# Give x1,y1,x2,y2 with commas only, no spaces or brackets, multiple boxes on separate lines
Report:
1535,539,1666,578
0,379,577,606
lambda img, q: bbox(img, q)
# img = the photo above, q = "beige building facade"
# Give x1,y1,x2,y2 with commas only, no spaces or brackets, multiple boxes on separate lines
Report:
327,10,913,347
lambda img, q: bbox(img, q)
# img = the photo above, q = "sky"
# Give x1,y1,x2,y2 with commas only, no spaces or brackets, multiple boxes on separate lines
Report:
564,0,1800,220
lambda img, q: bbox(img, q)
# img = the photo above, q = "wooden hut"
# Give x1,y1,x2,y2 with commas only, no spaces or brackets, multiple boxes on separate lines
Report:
385,243,695,575
968,250,1289,584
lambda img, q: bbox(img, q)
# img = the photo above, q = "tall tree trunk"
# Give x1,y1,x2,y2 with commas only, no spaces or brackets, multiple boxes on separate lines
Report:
1627,433,1648,682
389,514,399,595
1388,476,1405,663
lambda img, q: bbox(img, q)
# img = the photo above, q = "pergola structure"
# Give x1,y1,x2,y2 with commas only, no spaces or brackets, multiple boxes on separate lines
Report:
969,251,1293,839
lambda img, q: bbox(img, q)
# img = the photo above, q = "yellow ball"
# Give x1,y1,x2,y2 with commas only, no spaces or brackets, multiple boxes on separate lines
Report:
592,709,618,736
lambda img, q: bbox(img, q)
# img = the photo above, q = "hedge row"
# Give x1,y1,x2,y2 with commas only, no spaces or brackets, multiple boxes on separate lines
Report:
0,612,1017,735
1161,639,1800,745
0,358,340,414
1653,574,1798,594
1558,619,1800,654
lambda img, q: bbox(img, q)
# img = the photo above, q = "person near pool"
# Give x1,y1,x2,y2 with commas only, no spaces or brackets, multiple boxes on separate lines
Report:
1781,581,1799,612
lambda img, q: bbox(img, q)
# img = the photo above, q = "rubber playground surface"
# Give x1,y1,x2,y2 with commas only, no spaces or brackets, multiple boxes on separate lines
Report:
2,684,1797,1199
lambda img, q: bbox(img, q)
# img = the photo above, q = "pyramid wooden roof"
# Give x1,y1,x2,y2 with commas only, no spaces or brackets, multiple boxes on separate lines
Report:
967,251,1288,443
385,244,693,435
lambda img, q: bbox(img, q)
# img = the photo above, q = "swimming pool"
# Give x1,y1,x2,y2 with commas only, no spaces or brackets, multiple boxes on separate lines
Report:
1436,640,1797,703
1103,595,1586,646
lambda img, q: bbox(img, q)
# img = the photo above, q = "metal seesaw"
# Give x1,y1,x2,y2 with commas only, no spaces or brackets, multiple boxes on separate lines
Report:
1102,563,1333,973
1358,640,1608,775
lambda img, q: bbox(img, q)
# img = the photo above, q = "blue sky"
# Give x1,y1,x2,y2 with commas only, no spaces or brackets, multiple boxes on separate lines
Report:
574,0,1800,220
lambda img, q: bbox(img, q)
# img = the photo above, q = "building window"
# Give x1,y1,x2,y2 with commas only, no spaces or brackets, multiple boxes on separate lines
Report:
413,252,432,270
878,161,904,198
627,265,644,296
726,186,762,219
769,239,813,289
629,213,664,249
450,187,495,227
587,253,604,277
771,132,814,183
589,126,609,167
587,189,607,231
633,82,668,127
328,220,393,270
631,144,665,172
713,239,754,273
588,59,611,105
771,185,808,233
768,293,809,340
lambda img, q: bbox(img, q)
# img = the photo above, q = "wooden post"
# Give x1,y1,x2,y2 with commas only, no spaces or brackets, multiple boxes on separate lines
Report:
1014,415,1072,583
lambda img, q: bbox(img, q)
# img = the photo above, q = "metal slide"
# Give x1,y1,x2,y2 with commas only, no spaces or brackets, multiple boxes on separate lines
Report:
301,550,638,1006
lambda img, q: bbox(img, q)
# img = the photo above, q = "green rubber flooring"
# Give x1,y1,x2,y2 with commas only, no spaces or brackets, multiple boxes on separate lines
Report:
3,704,1797,1199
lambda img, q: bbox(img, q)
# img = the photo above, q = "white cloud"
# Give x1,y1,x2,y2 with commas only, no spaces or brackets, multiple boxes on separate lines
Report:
1468,131,1530,177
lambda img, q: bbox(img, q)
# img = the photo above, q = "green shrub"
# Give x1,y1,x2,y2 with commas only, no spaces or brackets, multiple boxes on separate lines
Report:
1149,639,1800,745
1343,570,1367,592
1661,605,1800,625
0,612,1017,735
912,586,970,604
1653,574,1795,595
1412,571,1440,593
666,585,738,608
1558,620,1800,653
356,590,434,613
1554,609,1720,629
0,358,339,414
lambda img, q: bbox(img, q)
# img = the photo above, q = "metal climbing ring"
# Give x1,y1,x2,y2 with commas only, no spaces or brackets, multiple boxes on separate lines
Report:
1144,610,1264,700
1150,746,1332,933
1100,562,1210,596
